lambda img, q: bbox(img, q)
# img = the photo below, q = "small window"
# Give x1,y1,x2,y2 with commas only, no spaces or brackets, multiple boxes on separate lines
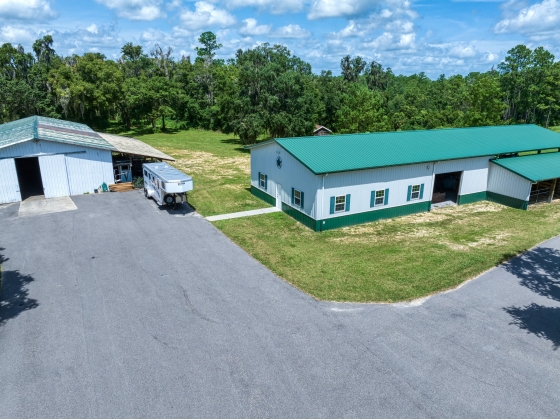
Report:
411,184,421,200
294,189,302,207
259,173,266,188
335,195,346,212
375,190,385,206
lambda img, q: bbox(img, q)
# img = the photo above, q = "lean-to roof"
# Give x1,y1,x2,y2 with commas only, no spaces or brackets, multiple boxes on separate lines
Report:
491,152,560,183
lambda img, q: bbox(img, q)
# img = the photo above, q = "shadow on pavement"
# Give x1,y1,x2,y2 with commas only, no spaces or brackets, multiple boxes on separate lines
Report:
0,248,39,327
157,202,197,216
502,247,560,302
504,304,560,350
502,247,560,350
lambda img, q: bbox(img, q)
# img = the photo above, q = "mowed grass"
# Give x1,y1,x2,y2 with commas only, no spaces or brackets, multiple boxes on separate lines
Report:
134,129,264,216
134,128,560,302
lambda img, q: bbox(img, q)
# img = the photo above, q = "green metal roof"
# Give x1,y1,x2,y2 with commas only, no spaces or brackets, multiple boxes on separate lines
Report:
0,116,115,151
274,125,560,174
491,152,560,183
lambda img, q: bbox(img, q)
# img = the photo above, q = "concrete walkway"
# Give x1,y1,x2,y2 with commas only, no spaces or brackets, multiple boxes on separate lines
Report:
18,195,77,217
206,206,281,221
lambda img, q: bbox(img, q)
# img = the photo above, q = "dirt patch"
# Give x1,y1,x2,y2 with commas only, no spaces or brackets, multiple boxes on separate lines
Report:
165,150,250,177
441,232,512,252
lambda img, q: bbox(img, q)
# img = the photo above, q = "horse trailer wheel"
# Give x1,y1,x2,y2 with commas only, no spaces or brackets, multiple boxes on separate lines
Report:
164,194,175,205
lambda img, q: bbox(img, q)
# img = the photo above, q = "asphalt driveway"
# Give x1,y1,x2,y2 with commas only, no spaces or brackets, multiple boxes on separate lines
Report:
1,191,559,418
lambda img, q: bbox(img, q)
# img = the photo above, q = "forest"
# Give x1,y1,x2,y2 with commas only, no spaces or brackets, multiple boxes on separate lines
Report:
1,32,559,143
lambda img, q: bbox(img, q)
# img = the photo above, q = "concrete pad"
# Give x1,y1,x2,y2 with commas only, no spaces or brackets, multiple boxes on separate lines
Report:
431,200,458,209
206,206,281,221
18,195,77,217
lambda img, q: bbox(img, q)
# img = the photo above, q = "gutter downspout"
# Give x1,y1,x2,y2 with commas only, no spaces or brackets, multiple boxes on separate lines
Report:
428,162,436,210
321,174,326,231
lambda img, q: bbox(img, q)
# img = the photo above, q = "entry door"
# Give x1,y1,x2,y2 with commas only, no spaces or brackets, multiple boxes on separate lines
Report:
0,158,22,203
276,183,282,209
39,155,70,198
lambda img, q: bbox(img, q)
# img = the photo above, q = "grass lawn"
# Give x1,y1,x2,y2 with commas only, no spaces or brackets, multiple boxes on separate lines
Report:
136,128,560,303
128,129,265,216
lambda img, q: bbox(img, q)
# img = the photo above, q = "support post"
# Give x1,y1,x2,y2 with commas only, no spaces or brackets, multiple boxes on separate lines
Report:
549,178,557,203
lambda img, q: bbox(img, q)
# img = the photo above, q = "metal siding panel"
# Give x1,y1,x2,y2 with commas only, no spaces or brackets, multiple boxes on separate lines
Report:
488,162,532,201
321,162,433,219
434,156,490,195
66,149,114,195
1,140,114,196
0,158,22,203
250,142,321,219
39,155,70,198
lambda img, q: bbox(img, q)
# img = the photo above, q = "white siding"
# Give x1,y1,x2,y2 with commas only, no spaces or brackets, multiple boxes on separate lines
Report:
39,155,70,198
321,163,433,219
488,162,532,201
251,145,497,222
251,143,321,218
65,151,114,195
0,158,22,203
0,139,114,202
434,156,491,195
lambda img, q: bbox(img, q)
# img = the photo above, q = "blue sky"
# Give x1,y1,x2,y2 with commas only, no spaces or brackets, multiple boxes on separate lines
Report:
0,0,559,78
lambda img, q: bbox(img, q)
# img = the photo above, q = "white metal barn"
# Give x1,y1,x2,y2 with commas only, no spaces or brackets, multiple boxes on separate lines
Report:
248,125,560,231
0,116,174,204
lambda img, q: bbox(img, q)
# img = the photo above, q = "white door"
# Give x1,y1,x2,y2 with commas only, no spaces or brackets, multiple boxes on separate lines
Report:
276,183,282,209
39,155,70,198
0,158,22,203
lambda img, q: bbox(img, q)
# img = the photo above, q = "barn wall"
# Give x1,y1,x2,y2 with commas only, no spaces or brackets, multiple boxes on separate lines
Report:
251,142,321,219
0,140,114,200
320,163,433,221
434,156,491,195
487,162,532,201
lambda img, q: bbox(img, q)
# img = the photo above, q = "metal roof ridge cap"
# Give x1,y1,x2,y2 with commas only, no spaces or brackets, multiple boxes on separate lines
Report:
244,139,277,149
275,124,543,142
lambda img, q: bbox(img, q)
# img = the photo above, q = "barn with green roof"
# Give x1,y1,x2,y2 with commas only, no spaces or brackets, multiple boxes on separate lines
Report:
248,125,560,231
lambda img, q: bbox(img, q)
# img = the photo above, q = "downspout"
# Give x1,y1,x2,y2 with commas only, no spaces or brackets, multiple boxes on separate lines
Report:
321,174,326,231
428,162,436,210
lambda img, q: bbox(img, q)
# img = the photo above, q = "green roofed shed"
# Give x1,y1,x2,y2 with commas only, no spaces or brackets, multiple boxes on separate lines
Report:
274,124,560,174
491,152,560,183
0,116,115,151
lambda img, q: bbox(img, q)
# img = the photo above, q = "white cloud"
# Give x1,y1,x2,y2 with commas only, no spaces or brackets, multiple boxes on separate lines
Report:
494,0,560,35
223,0,304,14
308,0,377,19
0,25,35,44
275,24,311,38
178,2,236,30
0,0,56,21
94,0,166,21
239,18,271,36
365,31,416,50
87,24,98,34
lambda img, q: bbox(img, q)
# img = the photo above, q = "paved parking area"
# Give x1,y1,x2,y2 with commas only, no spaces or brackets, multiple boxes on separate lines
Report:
1,191,559,418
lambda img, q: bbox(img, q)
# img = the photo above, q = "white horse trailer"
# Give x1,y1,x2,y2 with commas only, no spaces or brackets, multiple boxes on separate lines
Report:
143,162,193,208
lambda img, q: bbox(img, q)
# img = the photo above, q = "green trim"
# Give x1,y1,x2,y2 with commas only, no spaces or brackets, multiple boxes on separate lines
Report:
457,191,487,205
282,203,321,231
320,201,432,231
486,191,528,210
250,185,275,206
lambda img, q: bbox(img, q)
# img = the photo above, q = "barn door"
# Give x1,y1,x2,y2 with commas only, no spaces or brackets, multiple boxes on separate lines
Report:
0,158,22,203
39,155,70,198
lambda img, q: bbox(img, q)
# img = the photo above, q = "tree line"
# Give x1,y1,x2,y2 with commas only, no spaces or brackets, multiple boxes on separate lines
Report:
1,32,559,143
